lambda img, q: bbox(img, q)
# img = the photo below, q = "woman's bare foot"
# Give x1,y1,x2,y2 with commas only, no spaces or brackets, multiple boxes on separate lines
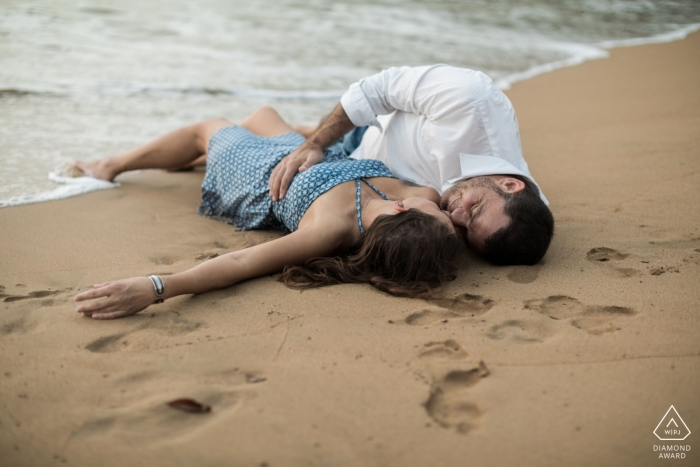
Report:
69,159,120,182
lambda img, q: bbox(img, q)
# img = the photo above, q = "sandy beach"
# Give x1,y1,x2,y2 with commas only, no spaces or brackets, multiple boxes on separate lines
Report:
1,31,699,467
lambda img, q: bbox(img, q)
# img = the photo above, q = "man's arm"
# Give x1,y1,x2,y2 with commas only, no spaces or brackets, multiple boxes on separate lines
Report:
270,65,478,200
268,104,355,201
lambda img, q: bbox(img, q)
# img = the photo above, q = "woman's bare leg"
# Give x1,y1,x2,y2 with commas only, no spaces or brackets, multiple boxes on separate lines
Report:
72,106,296,181
166,154,208,172
72,118,231,181
169,107,299,171
239,106,296,137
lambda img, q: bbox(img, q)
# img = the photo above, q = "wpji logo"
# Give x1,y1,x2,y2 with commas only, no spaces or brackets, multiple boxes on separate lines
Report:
654,406,691,441
652,406,691,460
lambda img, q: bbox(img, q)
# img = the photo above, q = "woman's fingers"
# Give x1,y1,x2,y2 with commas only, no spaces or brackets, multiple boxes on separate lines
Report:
90,308,135,320
74,277,154,319
74,285,112,302
78,299,139,319
76,296,116,315
77,297,137,319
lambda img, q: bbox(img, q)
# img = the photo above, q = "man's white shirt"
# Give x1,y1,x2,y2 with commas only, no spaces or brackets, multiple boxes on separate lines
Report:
340,64,548,205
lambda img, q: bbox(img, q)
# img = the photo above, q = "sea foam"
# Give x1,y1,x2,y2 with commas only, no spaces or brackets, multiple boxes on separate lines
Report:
496,22,700,90
0,173,118,208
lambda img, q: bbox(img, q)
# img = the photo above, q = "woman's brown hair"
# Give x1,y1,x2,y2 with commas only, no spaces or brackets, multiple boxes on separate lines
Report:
280,209,464,298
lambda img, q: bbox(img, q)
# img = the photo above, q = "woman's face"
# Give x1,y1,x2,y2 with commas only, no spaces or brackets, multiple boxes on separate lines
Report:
399,197,456,234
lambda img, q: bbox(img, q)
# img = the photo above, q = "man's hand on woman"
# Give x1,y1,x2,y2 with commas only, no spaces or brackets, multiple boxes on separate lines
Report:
268,104,356,201
268,141,324,201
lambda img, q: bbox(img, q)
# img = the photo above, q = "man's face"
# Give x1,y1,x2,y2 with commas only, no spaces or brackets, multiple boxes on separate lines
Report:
439,176,511,251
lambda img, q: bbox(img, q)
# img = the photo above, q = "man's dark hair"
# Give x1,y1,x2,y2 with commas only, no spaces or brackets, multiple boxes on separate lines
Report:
482,176,554,265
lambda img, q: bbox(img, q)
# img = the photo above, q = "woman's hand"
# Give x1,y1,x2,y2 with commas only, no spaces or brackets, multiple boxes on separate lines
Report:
74,277,157,320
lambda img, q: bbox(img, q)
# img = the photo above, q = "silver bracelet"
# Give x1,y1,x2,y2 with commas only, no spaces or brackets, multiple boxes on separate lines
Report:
148,275,165,304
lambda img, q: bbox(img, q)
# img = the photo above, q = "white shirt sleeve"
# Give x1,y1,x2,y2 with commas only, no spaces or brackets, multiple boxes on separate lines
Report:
340,82,381,128
340,65,489,125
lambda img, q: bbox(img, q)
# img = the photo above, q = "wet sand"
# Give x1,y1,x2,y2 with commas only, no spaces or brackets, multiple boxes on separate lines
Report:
1,32,699,466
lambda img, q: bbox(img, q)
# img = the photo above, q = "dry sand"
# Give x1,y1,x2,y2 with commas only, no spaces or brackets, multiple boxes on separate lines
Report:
1,33,699,467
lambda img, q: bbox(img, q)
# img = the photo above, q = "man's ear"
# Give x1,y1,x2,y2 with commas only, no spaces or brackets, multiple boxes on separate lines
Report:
394,200,407,212
496,177,526,194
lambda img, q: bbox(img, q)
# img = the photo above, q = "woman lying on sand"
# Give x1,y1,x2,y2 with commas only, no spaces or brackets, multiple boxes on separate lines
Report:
72,107,463,319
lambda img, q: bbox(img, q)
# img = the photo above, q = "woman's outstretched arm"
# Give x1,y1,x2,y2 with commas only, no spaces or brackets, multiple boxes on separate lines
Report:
74,221,345,319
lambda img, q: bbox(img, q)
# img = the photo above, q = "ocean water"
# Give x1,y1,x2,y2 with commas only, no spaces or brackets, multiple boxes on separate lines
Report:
1,0,699,207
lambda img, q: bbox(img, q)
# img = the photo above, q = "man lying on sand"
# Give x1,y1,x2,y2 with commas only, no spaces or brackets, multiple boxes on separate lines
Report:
270,65,554,265
72,107,463,319
71,65,553,319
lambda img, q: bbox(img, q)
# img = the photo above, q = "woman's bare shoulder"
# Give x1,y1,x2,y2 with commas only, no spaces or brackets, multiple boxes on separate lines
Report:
408,185,441,204
364,177,440,204
298,181,359,242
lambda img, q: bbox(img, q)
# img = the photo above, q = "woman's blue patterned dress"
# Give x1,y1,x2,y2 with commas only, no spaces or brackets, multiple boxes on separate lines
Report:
199,126,394,232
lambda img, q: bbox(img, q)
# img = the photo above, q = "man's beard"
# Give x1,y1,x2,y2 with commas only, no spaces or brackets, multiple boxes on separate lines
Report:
439,176,501,210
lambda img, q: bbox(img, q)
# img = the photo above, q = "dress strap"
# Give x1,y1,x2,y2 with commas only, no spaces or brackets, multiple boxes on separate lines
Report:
361,178,390,200
355,179,365,234
356,178,391,234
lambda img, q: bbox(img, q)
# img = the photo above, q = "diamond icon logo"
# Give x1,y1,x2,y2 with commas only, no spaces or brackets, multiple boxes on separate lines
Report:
654,405,691,441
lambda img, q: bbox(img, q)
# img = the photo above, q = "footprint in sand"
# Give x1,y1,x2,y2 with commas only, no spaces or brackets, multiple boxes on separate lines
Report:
417,340,488,434
114,367,267,388
1,315,35,336
2,287,71,303
586,247,640,278
524,295,637,335
72,388,244,444
84,315,204,353
586,247,628,262
419,340,469,361
649,266,680,276
149,256,177,266
486,319,552,343
85,333,129,353
195,252,219,261
1,287,73,336
640,236,700,272
144,314,204,337
424,363,490,434
73,367,265,443
404,294,495,326
507,263,544,284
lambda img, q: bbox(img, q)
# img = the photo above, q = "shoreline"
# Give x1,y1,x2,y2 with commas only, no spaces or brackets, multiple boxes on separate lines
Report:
497,22,700,89
2,22,700,208
1,31,699,467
